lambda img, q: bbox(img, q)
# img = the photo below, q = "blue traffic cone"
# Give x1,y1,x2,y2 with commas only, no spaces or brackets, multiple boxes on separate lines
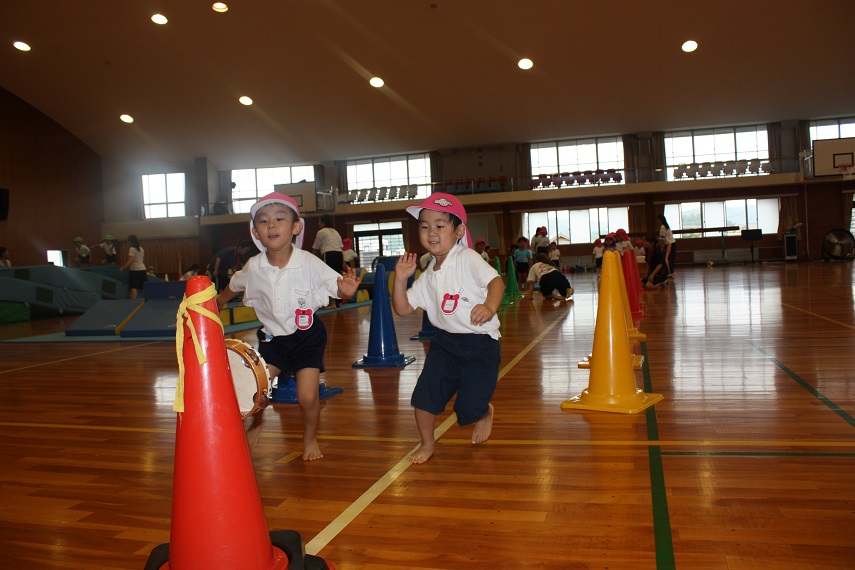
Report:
410,310,438,341
270,374,343,404
353,264,416,368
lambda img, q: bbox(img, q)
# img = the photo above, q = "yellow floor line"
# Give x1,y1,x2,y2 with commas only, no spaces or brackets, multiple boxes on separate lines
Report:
0,423,850,450
782,302,855,330
0,342,159,374
305,305,572,555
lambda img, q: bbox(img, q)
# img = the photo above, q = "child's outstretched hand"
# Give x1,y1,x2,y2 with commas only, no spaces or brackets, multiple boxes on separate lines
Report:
337,266,361,299
395,253,419,281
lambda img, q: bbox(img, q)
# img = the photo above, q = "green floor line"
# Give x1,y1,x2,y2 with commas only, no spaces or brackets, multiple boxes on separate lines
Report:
748,340,855,429
641,342,676,570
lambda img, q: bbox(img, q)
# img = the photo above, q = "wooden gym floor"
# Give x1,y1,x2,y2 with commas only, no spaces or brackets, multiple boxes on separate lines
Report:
0,261,853,569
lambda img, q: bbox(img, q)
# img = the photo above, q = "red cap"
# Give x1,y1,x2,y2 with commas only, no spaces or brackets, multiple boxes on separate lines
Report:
475,238,486,245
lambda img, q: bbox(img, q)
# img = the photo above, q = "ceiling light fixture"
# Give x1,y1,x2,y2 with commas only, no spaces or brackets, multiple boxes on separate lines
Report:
682,40,698,53
212,3,228,12
13,41,31,52
120,114,134,124
239,96,253,106
151,14,168,25
369,77,385,88
518,58,534,70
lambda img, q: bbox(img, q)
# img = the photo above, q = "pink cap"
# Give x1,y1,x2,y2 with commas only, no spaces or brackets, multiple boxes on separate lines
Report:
406,192,467,224
342,237,353,250
406,192,470,247
249,192,304,251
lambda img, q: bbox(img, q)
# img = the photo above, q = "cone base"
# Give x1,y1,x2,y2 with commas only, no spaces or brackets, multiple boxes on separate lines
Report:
145,530,335,570
270,377,344,404
352,354,416,368
560,390,663,414
578,353,644,370
627,328,647,341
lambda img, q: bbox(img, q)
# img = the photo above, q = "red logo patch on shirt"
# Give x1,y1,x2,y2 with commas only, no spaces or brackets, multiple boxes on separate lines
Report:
295,308,313,330
441,293,460,315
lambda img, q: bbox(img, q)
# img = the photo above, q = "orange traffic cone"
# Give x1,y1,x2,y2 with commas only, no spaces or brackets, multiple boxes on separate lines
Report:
578,251,643,370
562,252,663,414
145,275,334,570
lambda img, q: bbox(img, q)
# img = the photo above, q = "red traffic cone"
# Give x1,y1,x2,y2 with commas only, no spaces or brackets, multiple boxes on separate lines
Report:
622,250,648,319
145,275,334,569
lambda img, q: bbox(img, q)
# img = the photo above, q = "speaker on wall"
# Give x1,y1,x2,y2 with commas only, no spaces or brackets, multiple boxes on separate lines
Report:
0,188,9,220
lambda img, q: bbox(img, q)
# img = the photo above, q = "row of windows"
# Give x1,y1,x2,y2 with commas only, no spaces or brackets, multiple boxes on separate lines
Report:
522,198,779,246
141,118,855,218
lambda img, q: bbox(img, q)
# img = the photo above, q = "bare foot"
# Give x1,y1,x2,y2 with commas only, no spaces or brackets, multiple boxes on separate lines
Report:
471,403,494,444
302,440,324,461
408,445,434,464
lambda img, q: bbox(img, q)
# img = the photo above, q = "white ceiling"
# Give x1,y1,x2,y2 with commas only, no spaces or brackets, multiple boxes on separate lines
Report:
2,0,853,171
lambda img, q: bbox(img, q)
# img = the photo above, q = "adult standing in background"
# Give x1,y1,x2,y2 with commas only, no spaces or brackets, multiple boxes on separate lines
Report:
117,234,146,299
208,240,252,293
0,246,11,267
312,214,344,307
312,214,344,275
656,214,677,277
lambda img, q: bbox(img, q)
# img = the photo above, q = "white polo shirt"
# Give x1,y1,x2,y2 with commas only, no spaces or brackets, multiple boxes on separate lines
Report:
228,248,341,337
312,227,343,255
406,243,501,340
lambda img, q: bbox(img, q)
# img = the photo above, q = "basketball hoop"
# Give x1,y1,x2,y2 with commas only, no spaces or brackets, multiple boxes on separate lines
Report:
838,163,854,180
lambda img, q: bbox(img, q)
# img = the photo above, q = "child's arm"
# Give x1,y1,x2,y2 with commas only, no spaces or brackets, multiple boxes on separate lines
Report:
392,253,418,316
470,275,504,324
216,286,239,310
336,266,361,299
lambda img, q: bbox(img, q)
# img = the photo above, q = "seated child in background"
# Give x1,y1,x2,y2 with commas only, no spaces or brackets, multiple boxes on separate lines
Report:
641,234,670,290
547,242,561,268
523,253,574,301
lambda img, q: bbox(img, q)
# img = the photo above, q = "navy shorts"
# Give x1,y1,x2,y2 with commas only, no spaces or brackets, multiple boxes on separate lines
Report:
540,271,572,297
515,261,529,274
411,330,500,426
257,319,327,376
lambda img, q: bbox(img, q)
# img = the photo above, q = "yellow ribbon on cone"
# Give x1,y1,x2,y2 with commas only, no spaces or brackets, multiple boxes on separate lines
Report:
173,284,223,413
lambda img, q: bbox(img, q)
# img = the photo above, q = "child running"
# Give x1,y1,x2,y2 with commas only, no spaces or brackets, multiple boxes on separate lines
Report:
217,192,360,460
392,193,504,464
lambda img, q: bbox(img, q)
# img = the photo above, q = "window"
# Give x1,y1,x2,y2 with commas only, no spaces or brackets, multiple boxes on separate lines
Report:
531,137,625,183
231,165,315,214
346,153,432,201
142,173,185,218
662,198,778,237
352,222,404,270
665,126,769,180
523,206,629,245
809,117,855,144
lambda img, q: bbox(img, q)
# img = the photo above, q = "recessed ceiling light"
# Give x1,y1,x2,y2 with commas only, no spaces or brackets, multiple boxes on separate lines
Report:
13,41,31,52
151,14,168,25
212,3,228,12
120,114,134,124
239,96,253,106
682,40,698,53
369,77,384,88
518,58,534,70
